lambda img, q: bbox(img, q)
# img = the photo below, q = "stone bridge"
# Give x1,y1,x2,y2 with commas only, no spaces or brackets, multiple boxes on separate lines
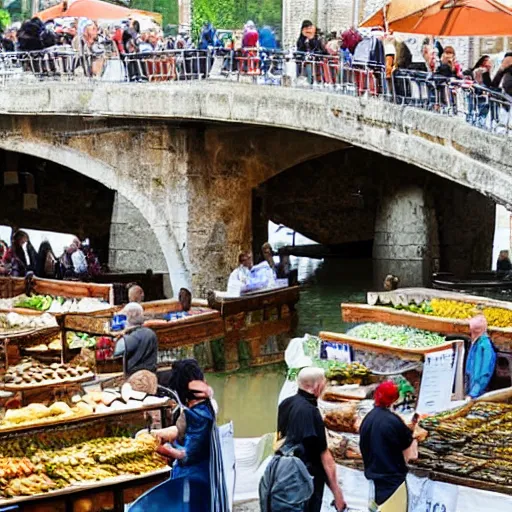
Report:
0,81,510,293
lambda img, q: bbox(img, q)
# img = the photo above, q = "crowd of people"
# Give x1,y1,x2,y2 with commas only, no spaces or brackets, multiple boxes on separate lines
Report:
0,230,101,279
1,14,512,110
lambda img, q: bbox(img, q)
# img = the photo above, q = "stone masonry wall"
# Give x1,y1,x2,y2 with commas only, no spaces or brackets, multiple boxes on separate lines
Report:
282,0,355,49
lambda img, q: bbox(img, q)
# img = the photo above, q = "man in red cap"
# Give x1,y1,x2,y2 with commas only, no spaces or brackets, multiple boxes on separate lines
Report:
359,381,417,512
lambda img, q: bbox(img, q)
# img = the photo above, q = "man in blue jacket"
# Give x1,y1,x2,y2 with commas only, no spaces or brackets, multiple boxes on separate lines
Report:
466,315,497,399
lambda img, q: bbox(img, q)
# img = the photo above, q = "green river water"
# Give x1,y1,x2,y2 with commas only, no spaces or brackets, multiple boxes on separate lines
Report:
209,258,374,437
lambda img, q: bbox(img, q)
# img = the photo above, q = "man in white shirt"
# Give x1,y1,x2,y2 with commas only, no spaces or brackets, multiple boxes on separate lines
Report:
227,252,253,296
71,240,87,275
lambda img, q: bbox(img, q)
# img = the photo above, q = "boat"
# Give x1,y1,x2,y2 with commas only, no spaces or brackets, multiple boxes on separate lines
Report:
64,298,224,373
208,285,300,370
0,276,301,372
341,287,512,347
432,271,512,292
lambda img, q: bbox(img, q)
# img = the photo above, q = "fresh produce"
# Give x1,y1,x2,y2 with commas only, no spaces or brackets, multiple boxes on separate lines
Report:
417,402,512,485
303,335,322,358
324,361,369,384
2,358,93,387
347,323,446,348
0,313,57,334
14,295,56,312
1,295,111,314
66,332,97,349
393,298,512,328
0,435,165,498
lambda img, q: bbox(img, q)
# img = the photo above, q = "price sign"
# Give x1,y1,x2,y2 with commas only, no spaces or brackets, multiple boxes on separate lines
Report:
425,481,458,512
320,341,351,363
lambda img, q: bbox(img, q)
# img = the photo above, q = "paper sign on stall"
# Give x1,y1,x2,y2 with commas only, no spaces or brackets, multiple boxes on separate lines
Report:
417,349,456,414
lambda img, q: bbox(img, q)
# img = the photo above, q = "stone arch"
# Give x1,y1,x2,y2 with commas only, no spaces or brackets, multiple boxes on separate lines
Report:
0,137,190,295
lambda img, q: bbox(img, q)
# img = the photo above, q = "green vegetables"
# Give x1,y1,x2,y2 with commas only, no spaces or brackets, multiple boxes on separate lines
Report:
394,301,434,314
14,295,65,312
15,295,55,312
347,323,446,348
66,332,97,349
324,361,369,383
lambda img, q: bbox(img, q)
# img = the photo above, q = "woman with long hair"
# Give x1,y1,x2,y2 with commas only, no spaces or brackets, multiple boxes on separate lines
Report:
471,54,492,87
36,240,57,278
149,359,229,512
5,231,37,277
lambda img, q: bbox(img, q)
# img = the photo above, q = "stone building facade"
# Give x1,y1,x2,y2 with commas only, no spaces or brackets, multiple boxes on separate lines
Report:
282,0,357,49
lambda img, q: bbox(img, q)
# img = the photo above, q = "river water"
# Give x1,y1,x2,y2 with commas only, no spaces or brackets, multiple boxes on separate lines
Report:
209,257,374,437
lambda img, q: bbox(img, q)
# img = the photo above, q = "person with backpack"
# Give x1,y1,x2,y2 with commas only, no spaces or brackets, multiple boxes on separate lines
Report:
466,315,497,399
262,367,346,512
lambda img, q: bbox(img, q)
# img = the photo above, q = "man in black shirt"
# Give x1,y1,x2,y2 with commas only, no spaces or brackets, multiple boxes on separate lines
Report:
359,381,416,511
497,250,512,273
277,367,346,512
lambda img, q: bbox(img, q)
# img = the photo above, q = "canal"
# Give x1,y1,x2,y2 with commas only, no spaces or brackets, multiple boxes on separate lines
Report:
209,257,374,437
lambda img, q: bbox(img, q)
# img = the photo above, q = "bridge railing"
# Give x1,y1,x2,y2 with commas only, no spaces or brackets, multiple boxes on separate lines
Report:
1,47,510,135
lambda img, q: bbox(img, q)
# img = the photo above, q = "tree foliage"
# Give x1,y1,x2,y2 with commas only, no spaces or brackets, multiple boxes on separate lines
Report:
192,0,282,39
0,8,11,30
130,0,179,27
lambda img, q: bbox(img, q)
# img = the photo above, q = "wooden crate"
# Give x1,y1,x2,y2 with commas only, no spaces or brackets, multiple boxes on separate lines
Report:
342,303,512,350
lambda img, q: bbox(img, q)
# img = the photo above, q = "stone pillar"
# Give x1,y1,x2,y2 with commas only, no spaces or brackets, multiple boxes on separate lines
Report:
179,0,192,31
109,193,172,297
185,130,253,297
373,185,439,288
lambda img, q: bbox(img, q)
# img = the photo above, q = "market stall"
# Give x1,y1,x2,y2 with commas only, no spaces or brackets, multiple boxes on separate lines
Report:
281,323,465,467
63,298,224,374
0,391,173,511
209,286,300,371
0,276,114,305
342,288,512,342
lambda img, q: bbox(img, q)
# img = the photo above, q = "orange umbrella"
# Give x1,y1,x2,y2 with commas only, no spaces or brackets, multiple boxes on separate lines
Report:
391,0,512,36
36,0,156,21
360,0,440,28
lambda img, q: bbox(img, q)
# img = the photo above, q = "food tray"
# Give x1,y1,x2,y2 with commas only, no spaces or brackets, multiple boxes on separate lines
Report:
0,326,60,341
320,331,462,357
0,466,171,506
0,372,95,391
0,399,172,435
20,347,81,363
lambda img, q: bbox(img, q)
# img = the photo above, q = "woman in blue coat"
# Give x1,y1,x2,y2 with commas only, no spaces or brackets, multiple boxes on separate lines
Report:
150,360,229,512
466,315,497,399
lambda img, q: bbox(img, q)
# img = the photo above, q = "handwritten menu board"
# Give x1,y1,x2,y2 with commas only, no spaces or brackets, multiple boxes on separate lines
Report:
417,349,456,414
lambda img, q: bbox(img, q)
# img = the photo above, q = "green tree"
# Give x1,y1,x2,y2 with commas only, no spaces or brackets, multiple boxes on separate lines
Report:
130,0,179,27
0,9,11,30
192,0,282,39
